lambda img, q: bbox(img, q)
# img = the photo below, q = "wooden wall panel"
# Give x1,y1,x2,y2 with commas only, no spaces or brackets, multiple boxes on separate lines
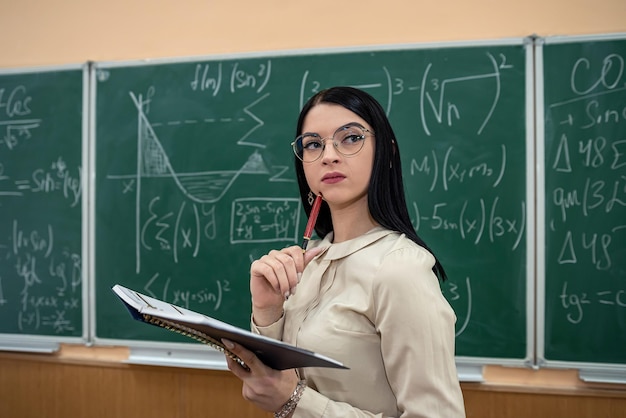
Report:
1,353,626,418
0,353,270,418
462,385,626,418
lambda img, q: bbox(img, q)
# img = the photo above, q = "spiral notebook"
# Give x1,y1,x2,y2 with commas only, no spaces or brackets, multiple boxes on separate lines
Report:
112,284,347,371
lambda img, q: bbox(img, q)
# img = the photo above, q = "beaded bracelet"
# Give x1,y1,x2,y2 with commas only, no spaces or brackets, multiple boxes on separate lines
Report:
274,380,307,418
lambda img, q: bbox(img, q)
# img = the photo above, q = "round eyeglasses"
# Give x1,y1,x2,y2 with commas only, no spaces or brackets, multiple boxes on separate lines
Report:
291,123,373,163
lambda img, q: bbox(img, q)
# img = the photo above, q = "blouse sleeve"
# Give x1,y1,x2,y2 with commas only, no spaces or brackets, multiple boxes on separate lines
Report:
371,245,466,417
250,313,285,340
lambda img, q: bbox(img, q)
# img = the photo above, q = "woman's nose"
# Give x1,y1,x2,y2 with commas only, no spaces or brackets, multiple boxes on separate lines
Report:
320,141,340,162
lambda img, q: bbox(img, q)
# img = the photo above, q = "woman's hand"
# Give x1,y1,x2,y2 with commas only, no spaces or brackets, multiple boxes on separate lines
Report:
223,339,300,413
250,245,323,326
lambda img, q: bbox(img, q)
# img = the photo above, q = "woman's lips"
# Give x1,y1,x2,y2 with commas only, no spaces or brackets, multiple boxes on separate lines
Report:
322,173,345,184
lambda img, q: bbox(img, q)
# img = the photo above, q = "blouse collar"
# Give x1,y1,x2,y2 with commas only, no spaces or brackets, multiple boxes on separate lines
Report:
315,226,395,261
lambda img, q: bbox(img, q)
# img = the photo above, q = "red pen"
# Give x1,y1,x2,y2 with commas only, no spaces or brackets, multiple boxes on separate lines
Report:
301,194,323,252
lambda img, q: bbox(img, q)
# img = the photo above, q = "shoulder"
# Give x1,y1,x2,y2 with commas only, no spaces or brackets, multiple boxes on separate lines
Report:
361,230,436,272
361,232,456,329
362,231,444,299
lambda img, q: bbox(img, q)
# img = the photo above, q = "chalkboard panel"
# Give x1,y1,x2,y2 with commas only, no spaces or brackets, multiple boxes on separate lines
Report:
93,41,530,362
0,66,86,345
541,36,626,368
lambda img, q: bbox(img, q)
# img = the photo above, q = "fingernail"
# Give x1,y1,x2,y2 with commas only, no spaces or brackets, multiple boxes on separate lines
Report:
284,291,290,300
297,272,302,283
222,339,234,349
290,286,297,296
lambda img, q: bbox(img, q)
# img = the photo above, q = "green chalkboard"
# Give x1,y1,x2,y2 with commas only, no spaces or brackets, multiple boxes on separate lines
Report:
542,36,626,366
0,66,85,341
94,41,530,361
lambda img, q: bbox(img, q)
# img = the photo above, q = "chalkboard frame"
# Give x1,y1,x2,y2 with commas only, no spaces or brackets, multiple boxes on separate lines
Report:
0,63,89,353
88,38,535,379
536,33,626,383
2,34,623,383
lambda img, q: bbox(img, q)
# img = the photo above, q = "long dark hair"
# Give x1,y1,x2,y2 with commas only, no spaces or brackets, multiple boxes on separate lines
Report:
293,86,447,281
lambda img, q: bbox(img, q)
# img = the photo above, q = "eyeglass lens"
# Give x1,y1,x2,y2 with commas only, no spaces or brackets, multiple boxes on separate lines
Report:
293,125,368,162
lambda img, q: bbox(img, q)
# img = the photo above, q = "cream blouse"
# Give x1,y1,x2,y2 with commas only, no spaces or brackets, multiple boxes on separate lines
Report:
252,227,466,417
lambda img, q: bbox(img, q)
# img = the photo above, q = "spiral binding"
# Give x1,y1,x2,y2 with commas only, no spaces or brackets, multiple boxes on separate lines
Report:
142,314,250,371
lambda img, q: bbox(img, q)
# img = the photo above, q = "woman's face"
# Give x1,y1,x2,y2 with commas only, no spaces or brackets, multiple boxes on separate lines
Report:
300,103,375,211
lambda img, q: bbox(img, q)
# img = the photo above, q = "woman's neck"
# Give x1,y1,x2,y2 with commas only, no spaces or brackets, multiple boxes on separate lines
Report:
329,201,378,243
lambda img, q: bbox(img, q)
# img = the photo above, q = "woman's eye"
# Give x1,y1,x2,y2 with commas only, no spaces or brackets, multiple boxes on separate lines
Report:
303,140,322,150
342,134,363,144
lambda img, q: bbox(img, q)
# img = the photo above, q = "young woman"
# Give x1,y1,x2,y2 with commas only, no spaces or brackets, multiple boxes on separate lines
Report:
224,87,466,417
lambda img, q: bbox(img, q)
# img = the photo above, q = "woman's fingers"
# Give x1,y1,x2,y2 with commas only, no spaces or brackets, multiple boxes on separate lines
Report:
222,338,300,413
250,244,325,304
223,338,256,378
303,245,324,266
251,247,300,298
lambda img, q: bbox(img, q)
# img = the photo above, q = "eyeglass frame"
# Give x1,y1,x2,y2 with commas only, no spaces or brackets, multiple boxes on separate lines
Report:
291,122,374,163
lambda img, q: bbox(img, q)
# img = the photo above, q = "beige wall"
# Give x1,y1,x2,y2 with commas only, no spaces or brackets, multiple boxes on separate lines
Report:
1,0,625,68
